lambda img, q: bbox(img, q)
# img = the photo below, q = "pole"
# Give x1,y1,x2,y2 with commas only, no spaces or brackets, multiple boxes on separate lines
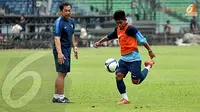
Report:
196,0,200,24
162,0,167,45
106,0,109,14
131,0,136,20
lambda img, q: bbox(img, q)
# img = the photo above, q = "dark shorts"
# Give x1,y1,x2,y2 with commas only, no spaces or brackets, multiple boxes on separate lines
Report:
53,54,71,73
116,59,142,80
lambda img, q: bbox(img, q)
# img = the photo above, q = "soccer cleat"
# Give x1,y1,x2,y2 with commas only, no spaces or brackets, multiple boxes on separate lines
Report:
52,97,58,103
57,97,74,103
117,98,130,104
144,60,155,68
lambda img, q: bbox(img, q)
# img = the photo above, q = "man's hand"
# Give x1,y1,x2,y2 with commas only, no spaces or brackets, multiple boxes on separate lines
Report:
148,50,155,59
94,41,101,48
73,47,78,59
58,53,66,64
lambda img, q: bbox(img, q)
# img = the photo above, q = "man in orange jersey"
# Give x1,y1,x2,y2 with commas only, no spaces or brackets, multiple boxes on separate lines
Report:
94,10,155,104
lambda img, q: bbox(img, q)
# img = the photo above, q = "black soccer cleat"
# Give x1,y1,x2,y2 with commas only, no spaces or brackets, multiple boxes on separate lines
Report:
52,97,58,103
57,97,74,103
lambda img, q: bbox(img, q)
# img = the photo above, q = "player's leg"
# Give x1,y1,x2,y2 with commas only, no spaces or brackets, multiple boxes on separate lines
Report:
116,59,130,104
54,72,66,94
53,54,73,103
130,60,155,84
54,72,67,96
138,60,155,84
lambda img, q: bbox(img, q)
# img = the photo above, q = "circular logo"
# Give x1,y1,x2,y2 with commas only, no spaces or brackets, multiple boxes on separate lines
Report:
186,4,194,13
2,51,47,108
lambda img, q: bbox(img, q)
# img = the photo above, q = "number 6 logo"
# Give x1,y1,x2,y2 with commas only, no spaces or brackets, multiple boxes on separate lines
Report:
186,4,193,13
2,51,47,108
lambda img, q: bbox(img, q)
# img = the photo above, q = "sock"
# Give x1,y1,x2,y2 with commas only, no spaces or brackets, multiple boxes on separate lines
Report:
54,94,59,99
145,65,151,70
139,68,149,84
116,80,126,94
59,94,65,99
121,93,129,100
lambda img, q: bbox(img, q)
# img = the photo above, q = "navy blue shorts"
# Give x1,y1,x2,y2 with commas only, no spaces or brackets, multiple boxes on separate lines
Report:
116,59,142,80
53,54,71,73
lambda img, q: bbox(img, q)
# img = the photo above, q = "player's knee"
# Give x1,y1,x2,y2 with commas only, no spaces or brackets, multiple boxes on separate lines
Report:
58,72,67,78
116,73,124,80
132,79,140,85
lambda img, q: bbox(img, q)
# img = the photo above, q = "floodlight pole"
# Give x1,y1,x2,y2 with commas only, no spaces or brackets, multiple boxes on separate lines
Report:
106,0,112,14
196,0,200,25
131,0,136,20
162,0,167,45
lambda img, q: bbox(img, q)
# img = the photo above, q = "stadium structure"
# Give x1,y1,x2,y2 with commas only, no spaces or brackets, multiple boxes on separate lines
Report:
0,0,199,49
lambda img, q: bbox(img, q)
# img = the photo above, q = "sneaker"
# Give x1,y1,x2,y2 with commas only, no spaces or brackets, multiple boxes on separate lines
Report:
57,97,74,103
144,60,155,68
117,98,130,104
52,97,58,103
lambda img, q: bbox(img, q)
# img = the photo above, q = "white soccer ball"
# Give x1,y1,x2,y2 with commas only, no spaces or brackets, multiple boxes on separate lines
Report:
104,58,119,73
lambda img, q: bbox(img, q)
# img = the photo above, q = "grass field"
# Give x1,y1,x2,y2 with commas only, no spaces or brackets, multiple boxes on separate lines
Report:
0,46,200,112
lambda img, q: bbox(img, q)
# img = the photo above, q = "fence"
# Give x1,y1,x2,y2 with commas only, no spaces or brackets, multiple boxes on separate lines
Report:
0,15,195,49
0,31,187,49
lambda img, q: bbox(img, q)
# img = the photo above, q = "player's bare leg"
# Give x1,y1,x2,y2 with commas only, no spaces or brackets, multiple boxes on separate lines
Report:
52,72,73,103
55,72,66,94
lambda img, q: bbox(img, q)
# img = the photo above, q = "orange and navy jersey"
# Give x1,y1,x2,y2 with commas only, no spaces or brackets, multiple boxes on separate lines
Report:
107,24,147,56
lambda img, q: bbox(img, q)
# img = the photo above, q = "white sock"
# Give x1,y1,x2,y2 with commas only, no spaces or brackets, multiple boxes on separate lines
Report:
145,65,151,70
59,94,65,99
121,93,129,100
54,94,59,99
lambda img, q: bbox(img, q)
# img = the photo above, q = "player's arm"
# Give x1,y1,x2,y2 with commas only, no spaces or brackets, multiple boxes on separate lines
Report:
72,34,78,59
54,36,62,54
143,42,155,59
135,31,155,59
94,36,109,48
127,26,155,59
54,20,65,64
136,32,155,59
54,36,65,64
94,28,117,48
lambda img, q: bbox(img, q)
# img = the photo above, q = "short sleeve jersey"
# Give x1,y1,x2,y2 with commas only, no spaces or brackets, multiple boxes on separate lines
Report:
53,17,75,55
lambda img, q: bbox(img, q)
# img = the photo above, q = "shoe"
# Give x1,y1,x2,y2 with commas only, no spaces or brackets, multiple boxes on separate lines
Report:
57,97,74,103
117,98,130,104
144,60,155,68
52,97,58,103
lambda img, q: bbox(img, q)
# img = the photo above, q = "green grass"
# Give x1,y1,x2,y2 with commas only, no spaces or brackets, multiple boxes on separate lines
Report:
0,46,200,112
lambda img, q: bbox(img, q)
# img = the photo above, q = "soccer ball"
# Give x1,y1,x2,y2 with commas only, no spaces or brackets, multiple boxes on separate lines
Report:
104,58,119,73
